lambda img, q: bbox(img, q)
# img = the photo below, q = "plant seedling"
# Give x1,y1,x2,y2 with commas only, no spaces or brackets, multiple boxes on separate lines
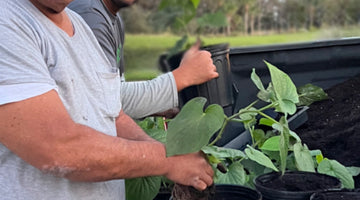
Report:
125,61,358,200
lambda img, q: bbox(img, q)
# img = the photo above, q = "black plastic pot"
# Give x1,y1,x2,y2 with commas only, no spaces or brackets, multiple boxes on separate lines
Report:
211,184,262,200
153,191,172,200
153,184,262,200
310,188,360,200
159,43,234,116
254,171,342,200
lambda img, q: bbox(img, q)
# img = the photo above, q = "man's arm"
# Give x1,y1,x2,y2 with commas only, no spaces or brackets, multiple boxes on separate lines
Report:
0,90,213,190
115,109,156,141
121,42,219,119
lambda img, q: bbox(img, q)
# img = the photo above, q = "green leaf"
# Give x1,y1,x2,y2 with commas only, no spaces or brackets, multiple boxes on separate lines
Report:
346,166,360,177
245,145,278,172
207,154,222,164
251,68,265,91
253,129,267,147
278,117,290,174
137,117,167,143
190,0,200,8
285,152,297,171
125,176,162,200
146,129,167,144
214,162,247,185
297,83,328,106
202,145,246,161
260,136,280,151
259,118,275,127
265,61,299,115
293,142,315,172
158,0,197,31
252,69,274,102
272,123,283,132
316,153,324,164
239,107,257,130
318,159,354,189
197,11,227,28
289,130,301,142
165,97,224,156
277,99,297,115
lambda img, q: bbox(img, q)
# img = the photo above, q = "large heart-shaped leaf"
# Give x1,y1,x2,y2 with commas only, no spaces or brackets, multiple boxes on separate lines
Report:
125,176,162,200
165,97,224,156
214,161,247,185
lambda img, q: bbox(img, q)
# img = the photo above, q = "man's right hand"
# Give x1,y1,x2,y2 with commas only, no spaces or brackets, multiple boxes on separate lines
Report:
172,40,219,92
164,151,214,191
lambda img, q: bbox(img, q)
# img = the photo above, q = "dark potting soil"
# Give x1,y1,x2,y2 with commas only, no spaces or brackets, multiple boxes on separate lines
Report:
295,73,360,188
171,184,215,200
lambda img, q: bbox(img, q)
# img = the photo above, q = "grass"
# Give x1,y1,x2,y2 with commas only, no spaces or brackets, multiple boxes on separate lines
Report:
122,30,349,80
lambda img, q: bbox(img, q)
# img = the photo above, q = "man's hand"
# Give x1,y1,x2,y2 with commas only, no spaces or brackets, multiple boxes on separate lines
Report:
172,40,219,91
164,151,214,191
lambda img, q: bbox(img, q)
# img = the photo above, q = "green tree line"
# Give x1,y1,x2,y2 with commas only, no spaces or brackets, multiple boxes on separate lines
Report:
120,0,360,35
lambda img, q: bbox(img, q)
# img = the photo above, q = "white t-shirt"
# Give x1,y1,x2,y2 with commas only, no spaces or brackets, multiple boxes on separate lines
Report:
0,0,124,199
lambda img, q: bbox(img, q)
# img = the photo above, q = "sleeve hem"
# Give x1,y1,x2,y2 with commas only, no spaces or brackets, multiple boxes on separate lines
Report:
0,83,57,105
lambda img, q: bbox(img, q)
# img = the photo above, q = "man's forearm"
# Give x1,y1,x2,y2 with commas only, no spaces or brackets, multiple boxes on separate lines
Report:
0,91,166,181
0,90,213,190
115,110,157,142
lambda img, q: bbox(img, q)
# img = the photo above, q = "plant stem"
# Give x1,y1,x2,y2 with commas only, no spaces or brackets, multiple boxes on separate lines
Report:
209,101,278,146
209,115,229,146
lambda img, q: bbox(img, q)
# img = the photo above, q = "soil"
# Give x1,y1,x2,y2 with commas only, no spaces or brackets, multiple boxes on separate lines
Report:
295,73,360,188
171,184,215,200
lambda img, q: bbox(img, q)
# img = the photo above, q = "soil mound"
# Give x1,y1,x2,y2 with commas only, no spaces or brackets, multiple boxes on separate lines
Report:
296,73,360,187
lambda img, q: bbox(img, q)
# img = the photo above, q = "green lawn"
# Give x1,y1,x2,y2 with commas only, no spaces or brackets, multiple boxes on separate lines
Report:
123,31,320,81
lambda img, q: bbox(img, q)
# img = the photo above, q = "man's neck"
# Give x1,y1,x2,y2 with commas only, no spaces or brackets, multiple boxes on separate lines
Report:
29,0,74,37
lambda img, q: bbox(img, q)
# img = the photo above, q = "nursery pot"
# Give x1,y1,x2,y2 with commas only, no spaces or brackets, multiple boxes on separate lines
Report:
154,184,262,200
159,43,234,116
310,188,360,200
254,171,341,200
211,184,262,200
154,191,172,200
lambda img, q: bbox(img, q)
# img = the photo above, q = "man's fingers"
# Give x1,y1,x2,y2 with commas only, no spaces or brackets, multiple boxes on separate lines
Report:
192,177,208,191
202,174,213,188
188,38,201,53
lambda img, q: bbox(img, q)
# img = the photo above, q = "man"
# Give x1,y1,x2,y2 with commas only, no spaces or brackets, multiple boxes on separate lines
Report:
0,0,214,199
68,0,218,119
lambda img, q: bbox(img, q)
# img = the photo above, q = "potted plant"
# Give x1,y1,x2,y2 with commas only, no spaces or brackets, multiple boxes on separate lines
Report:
126,61,358,200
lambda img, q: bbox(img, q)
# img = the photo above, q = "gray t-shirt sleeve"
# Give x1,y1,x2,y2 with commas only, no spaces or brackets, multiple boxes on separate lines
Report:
121,72,178,119
0,20,57,105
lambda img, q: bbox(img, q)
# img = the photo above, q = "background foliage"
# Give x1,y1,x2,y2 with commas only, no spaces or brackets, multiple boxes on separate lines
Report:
121,0,360,35
119,0,360,80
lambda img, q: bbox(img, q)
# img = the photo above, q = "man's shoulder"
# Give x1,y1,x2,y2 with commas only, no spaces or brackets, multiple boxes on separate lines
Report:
68,0,113,29
68,0,105,15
